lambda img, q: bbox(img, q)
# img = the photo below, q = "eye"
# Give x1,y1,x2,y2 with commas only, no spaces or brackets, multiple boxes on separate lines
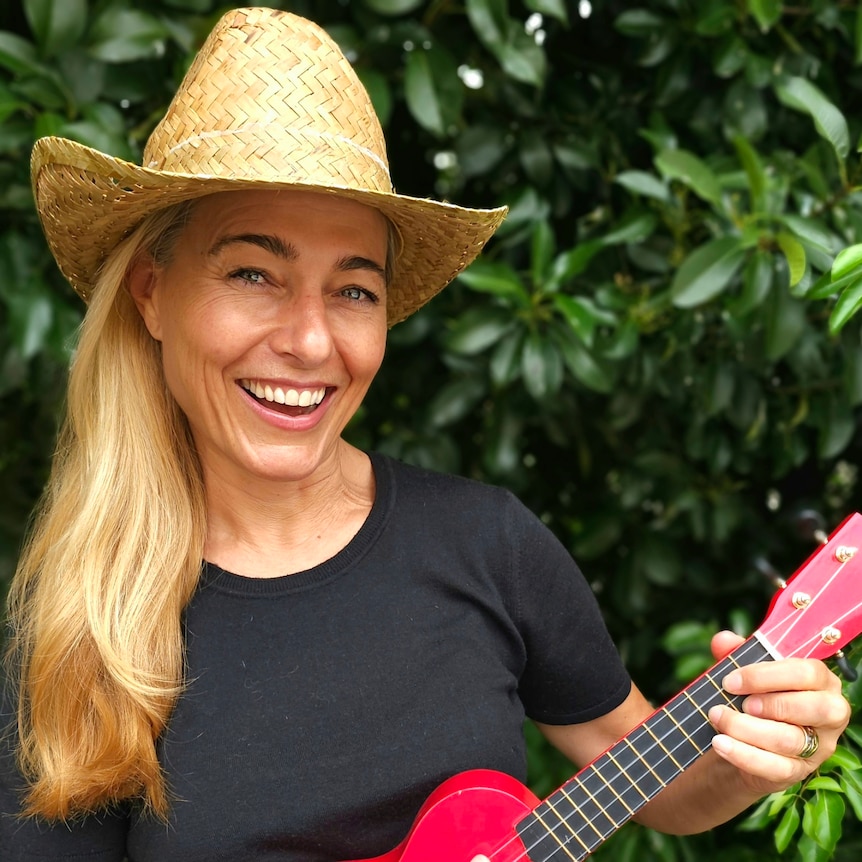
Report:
229,268,267,285
341,286,380,303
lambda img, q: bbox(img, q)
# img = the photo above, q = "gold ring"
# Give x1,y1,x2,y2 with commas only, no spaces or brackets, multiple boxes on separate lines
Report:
798,725,820,759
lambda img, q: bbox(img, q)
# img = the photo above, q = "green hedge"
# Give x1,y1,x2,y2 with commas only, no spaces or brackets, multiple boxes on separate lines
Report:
2,1,862,858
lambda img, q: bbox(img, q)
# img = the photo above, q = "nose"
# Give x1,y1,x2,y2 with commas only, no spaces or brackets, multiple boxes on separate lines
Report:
268,290,335,367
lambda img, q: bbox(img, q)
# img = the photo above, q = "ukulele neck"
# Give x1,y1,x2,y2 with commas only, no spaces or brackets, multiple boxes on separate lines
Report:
515,637,773,862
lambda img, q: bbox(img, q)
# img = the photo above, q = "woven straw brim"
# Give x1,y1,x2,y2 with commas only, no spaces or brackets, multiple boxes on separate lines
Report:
32,137,507,326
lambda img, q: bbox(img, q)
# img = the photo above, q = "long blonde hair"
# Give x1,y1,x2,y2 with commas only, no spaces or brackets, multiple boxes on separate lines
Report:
6,202,206,819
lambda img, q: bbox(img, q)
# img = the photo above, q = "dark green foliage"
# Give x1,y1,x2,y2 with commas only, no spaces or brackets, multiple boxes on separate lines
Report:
1,0,862,858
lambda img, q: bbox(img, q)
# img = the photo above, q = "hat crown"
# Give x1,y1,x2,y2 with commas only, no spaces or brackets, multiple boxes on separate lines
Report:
143,7,392,194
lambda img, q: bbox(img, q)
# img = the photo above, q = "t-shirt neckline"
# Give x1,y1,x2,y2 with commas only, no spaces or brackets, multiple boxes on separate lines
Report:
199,451,393,597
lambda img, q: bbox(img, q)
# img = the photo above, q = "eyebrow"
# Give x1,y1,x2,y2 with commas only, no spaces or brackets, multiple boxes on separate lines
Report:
336,255,386,281
207,235,386,280
208,233,297,259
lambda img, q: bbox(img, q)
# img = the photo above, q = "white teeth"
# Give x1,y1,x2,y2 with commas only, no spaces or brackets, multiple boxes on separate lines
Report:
243,381,326,407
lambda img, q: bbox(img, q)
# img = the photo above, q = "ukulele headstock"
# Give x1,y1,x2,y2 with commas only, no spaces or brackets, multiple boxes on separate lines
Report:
757,512,862,661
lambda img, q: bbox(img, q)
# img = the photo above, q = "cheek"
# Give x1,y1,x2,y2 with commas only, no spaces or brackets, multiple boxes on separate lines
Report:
355,330,387,381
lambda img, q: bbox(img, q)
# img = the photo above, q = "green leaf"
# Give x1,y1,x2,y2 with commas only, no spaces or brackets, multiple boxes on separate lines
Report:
831,243,862,281
548,241,603,286
530,220,555,288
490,327,525,386
525,0,568,25
458,259,529,304
404,45,462,138
774,803,800,854
775,76,850,162
465,0,507,46
614,10,665,37
733,135,766,212
731,250,772,316
456,124,508,178
552,294,599,345
24,0,87,57
600,213,657,246
655,148,724,206
356,69,393,127
427,375,486,428
776,232,806,287
805,777,843,792
88,9,169,63
521,331,563,399
443,307,515,355
5,291,53,359
829,277,862,334
817,393,855,458
748,0,782,32
670,237,747,307
0,30,41,75
465,0,546,86
765,283,806,361
519,130,554,187
363,0,425,15
840,768,862,820
553,328,614,392
614,170,671,202
801,790,844,853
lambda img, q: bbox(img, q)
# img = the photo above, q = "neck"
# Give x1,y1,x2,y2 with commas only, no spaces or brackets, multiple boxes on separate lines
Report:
201,443,375,577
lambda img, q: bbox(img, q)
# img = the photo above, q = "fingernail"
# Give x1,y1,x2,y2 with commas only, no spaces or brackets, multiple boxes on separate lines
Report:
712,734,732,756
708,706,723,725
744,695,763,716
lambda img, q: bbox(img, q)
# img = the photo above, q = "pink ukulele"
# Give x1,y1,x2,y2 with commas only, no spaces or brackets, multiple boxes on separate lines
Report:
352,512,862,862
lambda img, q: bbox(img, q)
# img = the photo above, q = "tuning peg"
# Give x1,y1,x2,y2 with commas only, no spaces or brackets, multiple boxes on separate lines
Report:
794,509,829,545
834,650,859,682
753,555,786,589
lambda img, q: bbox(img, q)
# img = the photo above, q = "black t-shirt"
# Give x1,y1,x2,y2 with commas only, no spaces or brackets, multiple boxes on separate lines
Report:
1,453,631,861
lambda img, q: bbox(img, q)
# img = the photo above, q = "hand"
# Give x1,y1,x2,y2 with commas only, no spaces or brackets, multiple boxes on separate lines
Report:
706,630,852,797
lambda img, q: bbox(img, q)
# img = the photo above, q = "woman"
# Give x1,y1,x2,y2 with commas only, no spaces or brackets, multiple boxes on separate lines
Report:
1,8,851,861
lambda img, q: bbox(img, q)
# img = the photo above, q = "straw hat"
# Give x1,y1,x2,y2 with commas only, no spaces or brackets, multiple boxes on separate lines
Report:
31,7,506,326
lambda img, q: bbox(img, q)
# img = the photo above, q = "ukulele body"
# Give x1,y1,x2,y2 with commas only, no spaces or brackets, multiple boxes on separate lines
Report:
350,769,536,862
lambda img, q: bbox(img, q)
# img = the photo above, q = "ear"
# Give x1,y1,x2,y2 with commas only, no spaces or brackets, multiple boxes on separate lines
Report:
127,253,164,341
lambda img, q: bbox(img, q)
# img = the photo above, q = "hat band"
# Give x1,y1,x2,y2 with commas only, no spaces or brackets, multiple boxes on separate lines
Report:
145,124,393,192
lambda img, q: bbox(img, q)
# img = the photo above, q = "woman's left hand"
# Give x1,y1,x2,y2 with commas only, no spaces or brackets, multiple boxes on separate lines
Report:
707,630,852,796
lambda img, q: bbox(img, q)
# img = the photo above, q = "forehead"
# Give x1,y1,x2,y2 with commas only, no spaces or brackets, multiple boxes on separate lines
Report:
185,189,389,249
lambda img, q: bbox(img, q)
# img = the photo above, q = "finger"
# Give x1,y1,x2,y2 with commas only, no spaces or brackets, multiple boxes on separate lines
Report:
710,630,746,662
721,658,843,696
740,689,851,730
709,732,810,791
708,705,833,761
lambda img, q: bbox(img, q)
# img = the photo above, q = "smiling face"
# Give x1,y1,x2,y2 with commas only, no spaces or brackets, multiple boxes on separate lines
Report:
129,189,389,488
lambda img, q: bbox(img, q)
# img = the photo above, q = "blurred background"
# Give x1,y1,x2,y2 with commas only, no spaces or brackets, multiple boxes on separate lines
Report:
1,1,862,858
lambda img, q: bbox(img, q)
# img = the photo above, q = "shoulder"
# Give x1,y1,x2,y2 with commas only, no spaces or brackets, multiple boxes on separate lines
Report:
369,452,561,565
372,451,527,518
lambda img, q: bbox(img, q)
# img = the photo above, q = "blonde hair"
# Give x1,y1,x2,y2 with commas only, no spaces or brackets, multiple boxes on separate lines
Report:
6,203,206,820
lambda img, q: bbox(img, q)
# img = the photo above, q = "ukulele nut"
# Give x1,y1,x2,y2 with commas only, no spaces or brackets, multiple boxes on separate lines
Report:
835,545,858,563
821,627,841,645
791,592,811,609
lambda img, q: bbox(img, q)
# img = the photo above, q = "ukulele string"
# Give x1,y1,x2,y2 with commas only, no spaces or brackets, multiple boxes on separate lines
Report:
489,638,767,862
762,566,862,659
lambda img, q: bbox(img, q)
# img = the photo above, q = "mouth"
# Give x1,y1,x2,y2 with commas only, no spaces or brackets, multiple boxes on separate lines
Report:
240,379,328,416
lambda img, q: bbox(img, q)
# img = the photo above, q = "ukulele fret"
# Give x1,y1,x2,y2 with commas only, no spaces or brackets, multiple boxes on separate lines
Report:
516,638,773,862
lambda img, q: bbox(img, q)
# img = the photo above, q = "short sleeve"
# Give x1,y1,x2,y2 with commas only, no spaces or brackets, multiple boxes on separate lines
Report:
502,494,632,724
